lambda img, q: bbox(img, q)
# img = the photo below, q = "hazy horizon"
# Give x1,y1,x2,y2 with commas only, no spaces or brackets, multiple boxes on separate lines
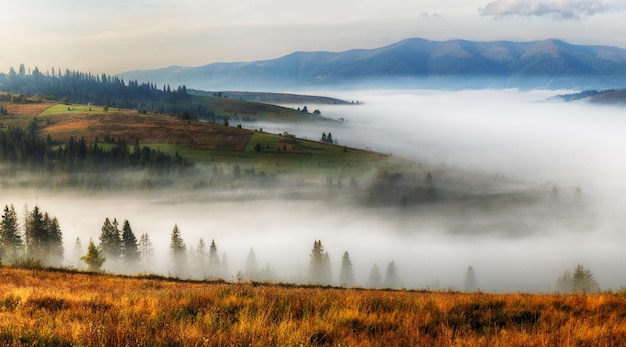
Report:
2,1,626,75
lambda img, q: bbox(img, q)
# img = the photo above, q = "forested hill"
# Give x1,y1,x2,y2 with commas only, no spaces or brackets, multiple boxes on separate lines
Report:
551,89,626,105
0,65,192,116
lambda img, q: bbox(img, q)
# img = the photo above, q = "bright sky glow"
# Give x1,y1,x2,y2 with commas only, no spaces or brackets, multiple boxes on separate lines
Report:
1,0,625,74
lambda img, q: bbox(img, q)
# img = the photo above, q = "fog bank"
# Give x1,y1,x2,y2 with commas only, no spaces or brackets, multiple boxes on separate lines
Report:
3,89,626,293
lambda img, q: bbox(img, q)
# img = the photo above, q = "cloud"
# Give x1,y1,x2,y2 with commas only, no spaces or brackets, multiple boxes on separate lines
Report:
479,0,626,20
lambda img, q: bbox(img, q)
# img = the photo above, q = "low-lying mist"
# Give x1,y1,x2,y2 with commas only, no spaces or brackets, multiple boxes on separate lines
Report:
4,89,626,293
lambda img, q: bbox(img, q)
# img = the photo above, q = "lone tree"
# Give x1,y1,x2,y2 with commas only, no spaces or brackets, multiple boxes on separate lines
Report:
81,239,105,271
308,240,331,285
464,266,478,292
339,251,355,287
169,224,186,277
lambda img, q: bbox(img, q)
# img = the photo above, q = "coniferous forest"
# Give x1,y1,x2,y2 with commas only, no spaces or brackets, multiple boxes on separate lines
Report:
0,65,220,121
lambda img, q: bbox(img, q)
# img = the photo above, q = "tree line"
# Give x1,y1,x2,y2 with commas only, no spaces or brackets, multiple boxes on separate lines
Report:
0,125,191,188
0,204,63,267
0,65,225,121
0,209,602,292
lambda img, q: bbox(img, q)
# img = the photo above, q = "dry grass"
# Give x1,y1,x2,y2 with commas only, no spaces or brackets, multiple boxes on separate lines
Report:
1,267,625,346
0,104,253,151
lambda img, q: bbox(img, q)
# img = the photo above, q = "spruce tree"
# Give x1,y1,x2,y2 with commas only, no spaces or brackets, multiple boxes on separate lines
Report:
0,204,22,261
99,217,122,265
339,251,355,287
383,260,401,289
139,233,154,274
308,240,331,285
572,264,599,292
73,237,83,269
367,264,382,289
464,266,478,292
245,248,259,281
195,238,207,278
44,214,63,266
121,220,140,270
169,224,186,277
25,206,46,261
208,239,220,278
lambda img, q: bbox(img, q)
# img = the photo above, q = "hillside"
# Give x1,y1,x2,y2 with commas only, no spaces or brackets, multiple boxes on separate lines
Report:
0,98,391,191
118,38,626,90
550,89,626,105
189,90,354,105
0,70,338,123
1,267,625,346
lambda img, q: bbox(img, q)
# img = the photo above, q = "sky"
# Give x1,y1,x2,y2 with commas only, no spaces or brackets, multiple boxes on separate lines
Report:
1,0,626,75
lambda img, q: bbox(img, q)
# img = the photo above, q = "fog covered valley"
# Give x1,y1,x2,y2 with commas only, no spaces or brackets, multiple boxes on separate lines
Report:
2,89,625,293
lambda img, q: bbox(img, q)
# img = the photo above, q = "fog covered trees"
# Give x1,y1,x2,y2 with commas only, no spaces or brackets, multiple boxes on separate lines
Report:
339,251,355,287
99,218,122,268
556,264,599,293
139,233,154,274
121,220,140,271
367,264,382,289
23,206,63,266
308,240,332,285
464,266,478,292
169,224,186,277
0,204,22,261
383,261,401,289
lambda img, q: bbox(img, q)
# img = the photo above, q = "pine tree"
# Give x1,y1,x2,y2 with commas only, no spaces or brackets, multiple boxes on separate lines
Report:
464,266,478,292
245,248,259,281
0,204,22,261
339,251,355,287
572,264,599,292
24,206,46,261
169,224,186,277
139,233,154,274
195,238,207,278
208,239,220,278
555,270,573,292
81,239,105,271
99,217,122,265
73,237,83,269
44,214,63,266
308,240,331,285
367,264,382,289
383,260,401,289
121,220,140,270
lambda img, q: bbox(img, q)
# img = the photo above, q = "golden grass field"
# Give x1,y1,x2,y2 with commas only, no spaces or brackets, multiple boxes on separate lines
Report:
1,267,625,346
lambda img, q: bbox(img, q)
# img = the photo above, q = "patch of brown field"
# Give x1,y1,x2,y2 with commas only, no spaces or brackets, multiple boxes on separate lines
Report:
219,97,287,115
0,102,56,116
39,112,252,151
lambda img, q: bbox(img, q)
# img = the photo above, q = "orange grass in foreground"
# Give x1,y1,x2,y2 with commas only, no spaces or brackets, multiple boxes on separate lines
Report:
1,267,626,346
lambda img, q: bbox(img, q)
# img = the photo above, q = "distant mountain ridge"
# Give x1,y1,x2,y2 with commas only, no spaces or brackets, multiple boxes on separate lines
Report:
118,38,626,90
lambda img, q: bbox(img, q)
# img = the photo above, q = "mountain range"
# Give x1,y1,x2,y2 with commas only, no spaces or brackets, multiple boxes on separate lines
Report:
118,38,626,90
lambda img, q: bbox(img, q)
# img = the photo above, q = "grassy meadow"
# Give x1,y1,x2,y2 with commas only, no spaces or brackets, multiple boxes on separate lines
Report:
1,267,625,346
